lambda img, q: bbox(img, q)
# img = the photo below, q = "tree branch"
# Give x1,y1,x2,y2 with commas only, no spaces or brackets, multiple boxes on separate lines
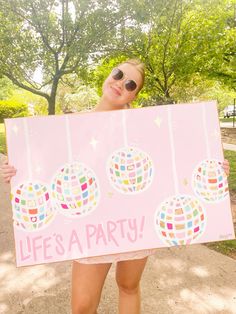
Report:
29,3,58,58
4,72,50,100
146,60,165,93
162,0,178,88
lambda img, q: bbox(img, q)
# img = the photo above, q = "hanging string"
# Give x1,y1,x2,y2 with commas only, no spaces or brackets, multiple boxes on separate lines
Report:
65,115,73,162
202,103,211,159
23,118,33,180
122,110,128,147
167,106,179,194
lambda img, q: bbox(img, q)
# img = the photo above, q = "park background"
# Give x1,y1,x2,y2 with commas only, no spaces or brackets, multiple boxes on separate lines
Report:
0,1,235,312
0,0,235,256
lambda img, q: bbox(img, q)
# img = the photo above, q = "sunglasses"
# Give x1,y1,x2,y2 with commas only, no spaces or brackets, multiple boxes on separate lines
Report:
111,68,137,92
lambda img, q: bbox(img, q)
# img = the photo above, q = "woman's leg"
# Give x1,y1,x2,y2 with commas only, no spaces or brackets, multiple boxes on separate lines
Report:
116,257,148,314
71,261,112,314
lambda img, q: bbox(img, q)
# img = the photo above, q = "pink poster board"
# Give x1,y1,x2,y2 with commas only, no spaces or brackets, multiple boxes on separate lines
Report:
5,101,235,267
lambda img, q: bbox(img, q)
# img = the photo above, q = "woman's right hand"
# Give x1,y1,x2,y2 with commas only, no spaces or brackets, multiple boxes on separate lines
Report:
0,161,17,183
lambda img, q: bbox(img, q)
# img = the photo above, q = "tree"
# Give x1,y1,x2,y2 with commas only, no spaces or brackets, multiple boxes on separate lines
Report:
204,1,236,90
0,0,130,114
119,0,235,104
0,77,17,100
54,73,100,113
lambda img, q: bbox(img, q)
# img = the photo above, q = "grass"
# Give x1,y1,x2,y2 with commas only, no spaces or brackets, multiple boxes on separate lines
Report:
206,232,236,259
0,123,6,154
219,117,235,123
224,150,236,192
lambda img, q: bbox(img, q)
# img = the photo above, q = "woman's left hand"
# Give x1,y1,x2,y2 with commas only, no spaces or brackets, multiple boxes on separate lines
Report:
222,159,230,177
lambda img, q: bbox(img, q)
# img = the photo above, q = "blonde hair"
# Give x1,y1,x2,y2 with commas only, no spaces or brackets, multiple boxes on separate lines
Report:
118,59,145,94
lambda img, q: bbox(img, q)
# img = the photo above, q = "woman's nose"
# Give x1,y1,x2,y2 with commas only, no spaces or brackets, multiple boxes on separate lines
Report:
115,79,124,90
115,80,124,90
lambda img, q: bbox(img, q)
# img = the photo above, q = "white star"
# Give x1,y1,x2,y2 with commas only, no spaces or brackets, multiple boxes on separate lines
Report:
12,125,18,134
35,165,42,174
90,137,99,150
154,116,162,127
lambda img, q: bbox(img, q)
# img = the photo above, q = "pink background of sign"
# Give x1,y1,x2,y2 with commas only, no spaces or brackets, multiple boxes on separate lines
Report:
5,101,235,266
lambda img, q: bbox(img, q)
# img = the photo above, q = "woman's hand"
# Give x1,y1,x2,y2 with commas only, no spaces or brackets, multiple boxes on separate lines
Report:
222,159,230,177
0,161,17,183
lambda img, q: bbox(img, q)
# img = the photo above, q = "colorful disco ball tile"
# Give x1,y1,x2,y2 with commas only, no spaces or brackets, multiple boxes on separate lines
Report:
51,162,100,217
192,159,229,203
155,195,206,246
11,182,55,232
107,147,154,194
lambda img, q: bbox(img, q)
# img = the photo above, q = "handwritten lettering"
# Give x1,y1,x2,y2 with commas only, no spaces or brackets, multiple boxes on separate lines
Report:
18,216,146,263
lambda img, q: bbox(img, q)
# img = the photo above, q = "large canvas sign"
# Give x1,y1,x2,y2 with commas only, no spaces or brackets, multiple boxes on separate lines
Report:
5,101,235,267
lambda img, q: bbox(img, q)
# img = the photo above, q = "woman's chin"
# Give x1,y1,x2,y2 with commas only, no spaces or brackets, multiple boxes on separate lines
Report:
103,86,119,98
104,95,122,106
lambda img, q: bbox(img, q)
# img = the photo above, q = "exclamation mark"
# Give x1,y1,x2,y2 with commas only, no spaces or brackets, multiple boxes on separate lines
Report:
139,216,145,238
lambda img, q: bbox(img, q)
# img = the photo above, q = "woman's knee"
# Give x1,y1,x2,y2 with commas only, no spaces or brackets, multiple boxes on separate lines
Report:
72,293,96,314
116,279,140,295
115,258,147,295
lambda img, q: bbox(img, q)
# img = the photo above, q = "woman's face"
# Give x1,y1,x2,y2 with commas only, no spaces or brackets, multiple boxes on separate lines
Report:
102,63,143,107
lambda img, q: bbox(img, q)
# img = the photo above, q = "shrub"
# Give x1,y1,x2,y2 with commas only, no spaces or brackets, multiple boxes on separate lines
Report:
0,100,28,122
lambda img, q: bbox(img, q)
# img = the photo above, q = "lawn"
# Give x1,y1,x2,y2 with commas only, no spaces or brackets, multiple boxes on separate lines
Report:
206,232,236,259
224,150,236,192
0,123,6,154
219,117,235,123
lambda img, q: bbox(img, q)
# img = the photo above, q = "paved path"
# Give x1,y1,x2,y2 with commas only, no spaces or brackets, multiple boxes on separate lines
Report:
220,122,236,128
0,151,236,314
223,143,236,152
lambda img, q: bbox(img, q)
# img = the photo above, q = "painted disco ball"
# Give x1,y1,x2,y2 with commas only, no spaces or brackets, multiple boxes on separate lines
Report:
192,159,229,203
11,182,55,231
107,146,154,194
154,194,206,246
51,162,100,217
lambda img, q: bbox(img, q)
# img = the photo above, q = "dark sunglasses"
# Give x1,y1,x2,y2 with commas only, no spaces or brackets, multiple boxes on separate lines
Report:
111,68,137,92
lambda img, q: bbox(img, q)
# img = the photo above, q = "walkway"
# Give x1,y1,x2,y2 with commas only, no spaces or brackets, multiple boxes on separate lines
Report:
223,143,236,152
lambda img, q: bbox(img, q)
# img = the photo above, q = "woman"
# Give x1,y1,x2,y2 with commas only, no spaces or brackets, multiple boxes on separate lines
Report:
1,59,230,314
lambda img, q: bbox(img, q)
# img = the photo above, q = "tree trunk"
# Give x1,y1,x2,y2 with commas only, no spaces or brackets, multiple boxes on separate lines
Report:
48,96,56,115
164,89,170,99
48,77,60,115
